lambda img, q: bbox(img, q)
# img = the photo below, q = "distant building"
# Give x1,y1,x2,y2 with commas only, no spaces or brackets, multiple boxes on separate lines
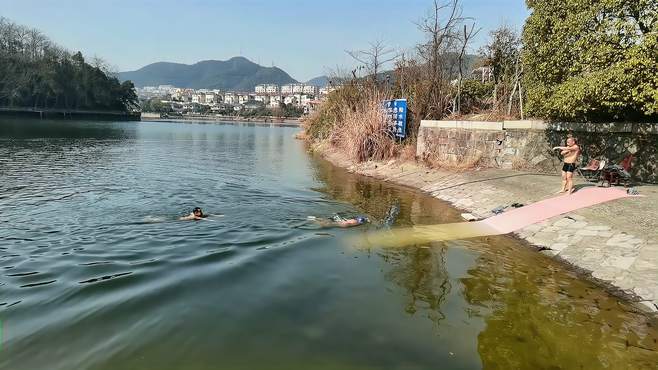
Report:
268,95,282,108
179,90,193,103
254,94,270,104
280,84,293,95
204,92,217,105
299,94,313,106
281,83,301,95
303,85,318,95
255,85,267,94
224,92,237,105
283,95,297,105
282,83,315,95
255,84,279,94
238,94,255,105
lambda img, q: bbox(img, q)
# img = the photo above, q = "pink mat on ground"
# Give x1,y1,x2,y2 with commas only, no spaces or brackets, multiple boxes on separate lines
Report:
356,186,634,248
480,186,632,234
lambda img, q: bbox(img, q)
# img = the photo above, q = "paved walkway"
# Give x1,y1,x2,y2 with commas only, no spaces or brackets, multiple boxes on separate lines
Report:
321,148,658,313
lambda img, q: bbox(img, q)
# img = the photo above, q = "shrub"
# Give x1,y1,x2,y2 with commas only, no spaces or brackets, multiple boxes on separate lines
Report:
460,80,495,114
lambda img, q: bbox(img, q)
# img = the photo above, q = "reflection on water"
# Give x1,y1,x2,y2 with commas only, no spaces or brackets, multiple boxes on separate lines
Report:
0,119,656,370
462,239,658,369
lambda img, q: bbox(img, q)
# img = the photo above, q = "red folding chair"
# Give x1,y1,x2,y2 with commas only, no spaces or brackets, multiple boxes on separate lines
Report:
577,159,605,183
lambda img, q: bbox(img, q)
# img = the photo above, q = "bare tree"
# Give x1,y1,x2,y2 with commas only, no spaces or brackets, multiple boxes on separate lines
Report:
507,53,523,117
346,40,398,87
418,0,469,117
480,24,521,114
456,23,480,115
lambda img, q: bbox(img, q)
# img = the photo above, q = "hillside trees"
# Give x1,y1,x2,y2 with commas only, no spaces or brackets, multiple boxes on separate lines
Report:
0,17,138,112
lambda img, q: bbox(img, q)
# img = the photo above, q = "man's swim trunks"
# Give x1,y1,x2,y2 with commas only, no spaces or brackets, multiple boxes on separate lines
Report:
562,162,576,172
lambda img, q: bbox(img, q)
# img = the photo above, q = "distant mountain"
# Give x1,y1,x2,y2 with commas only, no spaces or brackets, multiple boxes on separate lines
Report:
305,75,329,88
119,57,297,91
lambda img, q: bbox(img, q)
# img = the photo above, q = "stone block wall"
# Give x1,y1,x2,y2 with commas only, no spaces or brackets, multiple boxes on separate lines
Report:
417,120,658,183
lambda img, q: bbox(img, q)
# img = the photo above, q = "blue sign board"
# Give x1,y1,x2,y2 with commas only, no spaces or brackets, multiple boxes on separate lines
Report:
383,99,407,138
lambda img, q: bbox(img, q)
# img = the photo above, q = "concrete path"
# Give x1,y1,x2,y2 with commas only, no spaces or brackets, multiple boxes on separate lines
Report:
322,150,658,313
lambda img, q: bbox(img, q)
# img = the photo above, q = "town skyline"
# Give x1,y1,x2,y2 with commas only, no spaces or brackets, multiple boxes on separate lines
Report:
0,0,529,81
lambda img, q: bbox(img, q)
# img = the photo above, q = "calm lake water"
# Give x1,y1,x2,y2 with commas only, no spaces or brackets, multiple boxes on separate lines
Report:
1,119,657,370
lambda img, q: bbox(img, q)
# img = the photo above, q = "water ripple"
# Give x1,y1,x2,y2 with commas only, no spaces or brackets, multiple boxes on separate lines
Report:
1,120,656,370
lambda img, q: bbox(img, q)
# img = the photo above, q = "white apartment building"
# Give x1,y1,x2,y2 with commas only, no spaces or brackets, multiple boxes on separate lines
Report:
268,95,282,108
179,90,193,102
238,94,255,105
169,89,182,101
299,94,313,106
280,84,292,95
255,84,279,94
254,95,270,104
282,94,314,107
224,93,237,105
283,95,297,105
255,85,267,94
204,93,216,105
280,83,298,94
282,83,313,95
303,85,318,95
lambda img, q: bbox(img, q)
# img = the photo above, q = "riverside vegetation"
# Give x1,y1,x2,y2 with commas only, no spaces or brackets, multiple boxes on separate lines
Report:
303,0,658,164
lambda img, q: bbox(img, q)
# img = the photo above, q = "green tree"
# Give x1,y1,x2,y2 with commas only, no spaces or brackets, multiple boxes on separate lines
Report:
522,0,658,122
150,99,172,113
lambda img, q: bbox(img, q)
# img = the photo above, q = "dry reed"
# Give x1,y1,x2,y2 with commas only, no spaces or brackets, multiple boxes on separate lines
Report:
329,93,399,162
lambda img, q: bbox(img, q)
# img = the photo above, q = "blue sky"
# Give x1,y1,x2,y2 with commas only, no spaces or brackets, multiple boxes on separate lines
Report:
1,0,529,81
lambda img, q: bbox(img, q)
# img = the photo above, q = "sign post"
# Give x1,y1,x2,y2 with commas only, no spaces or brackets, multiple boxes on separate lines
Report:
383,99,407,139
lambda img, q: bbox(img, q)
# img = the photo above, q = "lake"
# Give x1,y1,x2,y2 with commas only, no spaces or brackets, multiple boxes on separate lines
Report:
1,119,656,370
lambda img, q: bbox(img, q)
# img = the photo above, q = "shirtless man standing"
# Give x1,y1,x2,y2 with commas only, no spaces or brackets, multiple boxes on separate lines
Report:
553,137,581,194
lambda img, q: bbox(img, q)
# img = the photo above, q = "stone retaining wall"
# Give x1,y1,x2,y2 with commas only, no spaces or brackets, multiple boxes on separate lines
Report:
417,120,658,183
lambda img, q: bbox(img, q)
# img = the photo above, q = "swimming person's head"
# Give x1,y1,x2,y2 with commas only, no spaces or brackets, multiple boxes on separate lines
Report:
192,207,205,218
356,216,369,224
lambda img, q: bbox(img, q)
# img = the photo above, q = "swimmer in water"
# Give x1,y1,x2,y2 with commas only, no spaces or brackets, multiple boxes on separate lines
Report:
180,207,208,221
309,214,370,228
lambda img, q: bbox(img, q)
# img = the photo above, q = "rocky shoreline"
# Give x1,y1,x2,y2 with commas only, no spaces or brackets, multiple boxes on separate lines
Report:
314,144,658,314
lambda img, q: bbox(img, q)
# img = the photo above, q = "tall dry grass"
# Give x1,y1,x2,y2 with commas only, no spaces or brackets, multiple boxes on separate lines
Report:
329,93,399,162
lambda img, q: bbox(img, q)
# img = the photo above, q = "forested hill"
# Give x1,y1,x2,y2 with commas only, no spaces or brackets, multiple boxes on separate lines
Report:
118,57,297,90
0,18,138,112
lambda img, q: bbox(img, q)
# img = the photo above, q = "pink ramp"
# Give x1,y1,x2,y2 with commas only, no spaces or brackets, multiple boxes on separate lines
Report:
356,186,633,249
480,186,632,234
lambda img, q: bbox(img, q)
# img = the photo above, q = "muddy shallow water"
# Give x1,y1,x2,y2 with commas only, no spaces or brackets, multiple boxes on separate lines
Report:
1,119,656,370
